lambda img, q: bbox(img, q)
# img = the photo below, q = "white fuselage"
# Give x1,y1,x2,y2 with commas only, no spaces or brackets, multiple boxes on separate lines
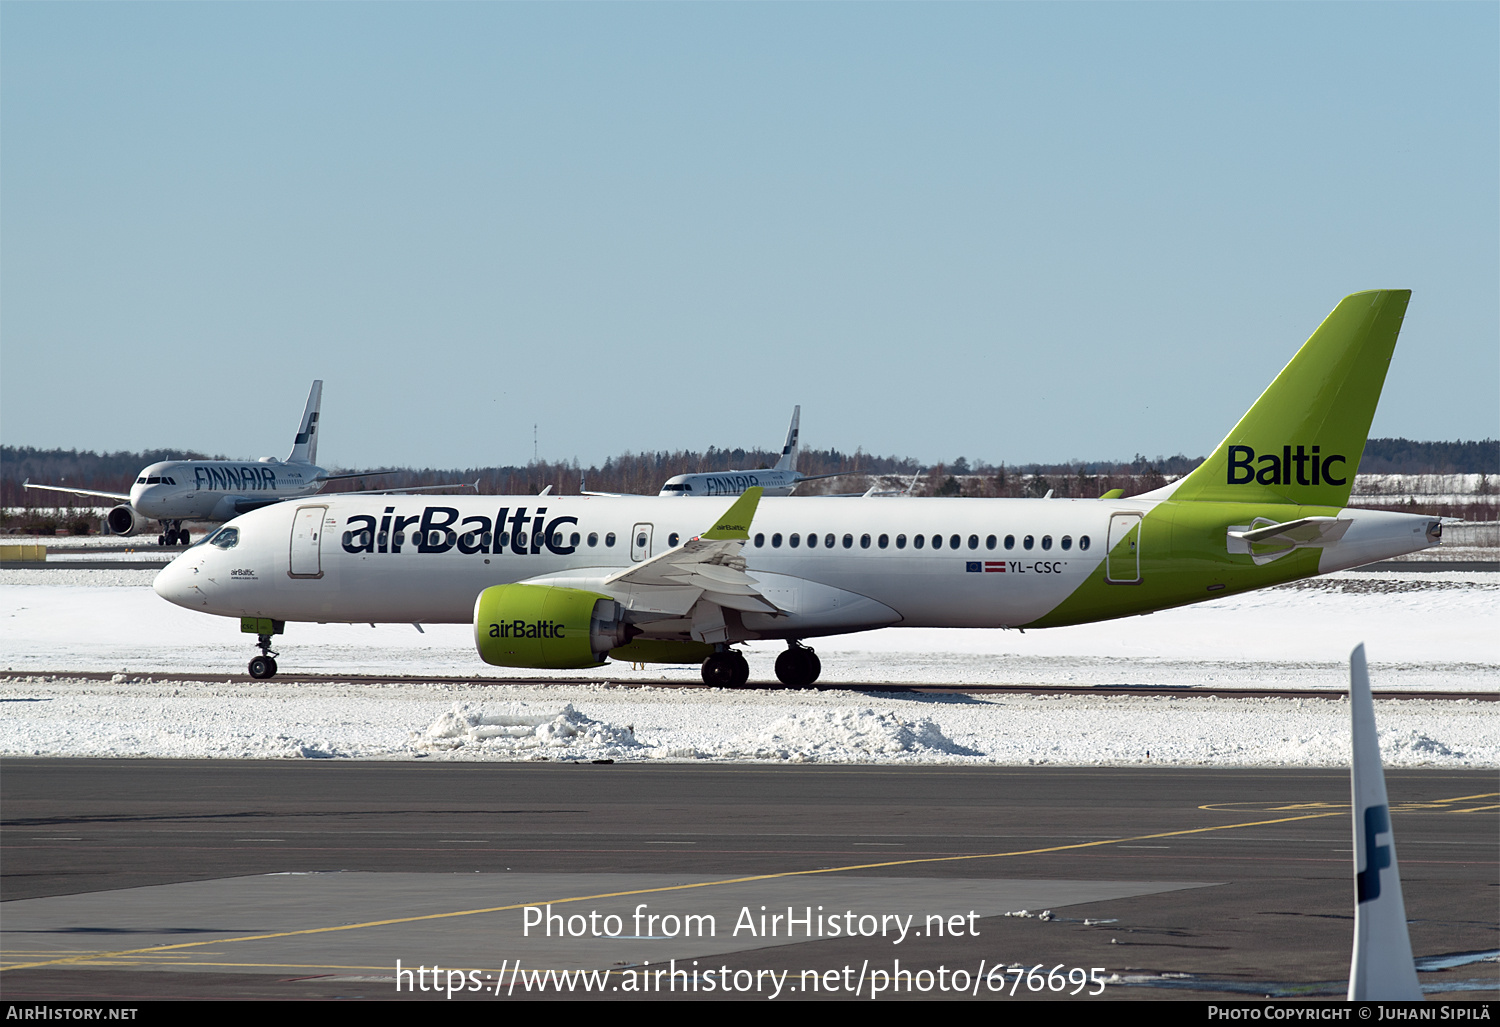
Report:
153,493,1438,641
129,459,329,522
659,469,805,498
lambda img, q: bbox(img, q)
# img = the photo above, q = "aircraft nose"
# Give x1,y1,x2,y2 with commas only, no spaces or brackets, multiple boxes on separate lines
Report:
153,556,204,609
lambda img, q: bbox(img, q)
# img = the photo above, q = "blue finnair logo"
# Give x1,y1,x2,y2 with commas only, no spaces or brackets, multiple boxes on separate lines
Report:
1356,803,1392,904
295,411,319,446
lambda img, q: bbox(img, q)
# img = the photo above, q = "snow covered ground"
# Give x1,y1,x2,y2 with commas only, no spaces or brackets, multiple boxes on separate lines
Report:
1,567,1495,767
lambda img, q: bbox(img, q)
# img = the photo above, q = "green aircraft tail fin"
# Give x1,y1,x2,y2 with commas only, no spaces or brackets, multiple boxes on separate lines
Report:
1170,290,1410,507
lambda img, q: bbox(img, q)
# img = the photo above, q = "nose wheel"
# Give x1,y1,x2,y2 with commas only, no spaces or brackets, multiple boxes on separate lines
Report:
248,633,279,679
700,649,750,687
774,643,821,687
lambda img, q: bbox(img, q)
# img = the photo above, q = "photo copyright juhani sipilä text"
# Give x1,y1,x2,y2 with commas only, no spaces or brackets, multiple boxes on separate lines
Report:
393,902,1109,998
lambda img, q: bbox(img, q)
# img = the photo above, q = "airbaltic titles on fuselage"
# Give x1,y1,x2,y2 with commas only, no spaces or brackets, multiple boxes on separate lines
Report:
342,506,580,556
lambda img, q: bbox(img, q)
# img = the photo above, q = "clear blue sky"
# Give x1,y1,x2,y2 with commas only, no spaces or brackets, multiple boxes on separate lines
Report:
3,2,1495,471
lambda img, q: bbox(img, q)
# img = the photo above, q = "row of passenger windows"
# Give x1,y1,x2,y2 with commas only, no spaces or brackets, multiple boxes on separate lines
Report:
344,529,611,550
342,528,1091,553
751,532,1090,552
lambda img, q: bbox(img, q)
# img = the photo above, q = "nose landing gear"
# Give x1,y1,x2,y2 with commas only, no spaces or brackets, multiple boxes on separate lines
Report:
241,617,285,679
774,642,821,687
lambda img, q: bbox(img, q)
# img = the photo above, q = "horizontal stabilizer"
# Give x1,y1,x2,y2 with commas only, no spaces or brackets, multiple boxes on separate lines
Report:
1227,516,1351,564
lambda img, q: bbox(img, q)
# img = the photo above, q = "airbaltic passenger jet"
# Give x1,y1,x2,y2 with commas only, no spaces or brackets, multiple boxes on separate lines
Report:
155,292,1440,684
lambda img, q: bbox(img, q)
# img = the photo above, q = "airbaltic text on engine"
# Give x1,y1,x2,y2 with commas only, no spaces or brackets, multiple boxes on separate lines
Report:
487,620,566,639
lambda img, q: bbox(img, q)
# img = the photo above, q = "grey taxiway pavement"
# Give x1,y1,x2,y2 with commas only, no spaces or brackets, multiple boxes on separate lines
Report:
1,760,1495,1001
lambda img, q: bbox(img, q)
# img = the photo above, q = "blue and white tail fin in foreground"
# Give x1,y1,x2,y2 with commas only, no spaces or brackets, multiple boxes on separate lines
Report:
287,380,323,465
774,406,801,472
1347,643,1422,1001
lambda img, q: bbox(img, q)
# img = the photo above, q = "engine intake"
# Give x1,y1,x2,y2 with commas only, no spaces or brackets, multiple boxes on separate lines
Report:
106,504,151,536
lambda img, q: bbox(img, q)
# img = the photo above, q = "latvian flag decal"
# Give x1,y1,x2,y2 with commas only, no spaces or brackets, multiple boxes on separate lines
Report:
966,561,1006,573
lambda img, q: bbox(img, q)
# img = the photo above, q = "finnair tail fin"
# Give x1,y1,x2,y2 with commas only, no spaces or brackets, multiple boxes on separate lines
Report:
1347,643,1422,1001
774,406,801,472
287,380,323,465
1170,290,1410,508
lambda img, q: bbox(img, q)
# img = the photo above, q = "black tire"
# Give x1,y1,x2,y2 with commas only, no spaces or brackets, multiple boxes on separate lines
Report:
728,651,750,687
700,653,740,687
178,532,190,546
774,647,821,687
157,534,168,546
248,655,277,680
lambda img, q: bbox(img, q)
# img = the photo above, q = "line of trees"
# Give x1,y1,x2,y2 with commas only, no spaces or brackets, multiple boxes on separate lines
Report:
4,437,1495,508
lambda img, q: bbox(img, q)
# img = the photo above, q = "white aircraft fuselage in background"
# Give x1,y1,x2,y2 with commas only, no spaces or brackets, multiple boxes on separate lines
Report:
124,456,334,525
655,406,846,497
25,381,367,545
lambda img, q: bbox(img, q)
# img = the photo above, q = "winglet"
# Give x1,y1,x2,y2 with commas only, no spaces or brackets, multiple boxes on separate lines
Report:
702,486,763,540
1347,643,1422,1001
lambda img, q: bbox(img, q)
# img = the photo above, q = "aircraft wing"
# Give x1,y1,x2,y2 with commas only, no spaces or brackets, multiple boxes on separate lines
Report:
602,487,780,615
23,480,130,503
310,470,395,484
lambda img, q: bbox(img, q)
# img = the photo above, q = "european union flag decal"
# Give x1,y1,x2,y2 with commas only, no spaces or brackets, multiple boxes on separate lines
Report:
966,562,981,573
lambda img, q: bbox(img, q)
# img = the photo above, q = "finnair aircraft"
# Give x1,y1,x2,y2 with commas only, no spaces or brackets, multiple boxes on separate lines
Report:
26,381,413,547
156,291,1440,684
655,406,846,497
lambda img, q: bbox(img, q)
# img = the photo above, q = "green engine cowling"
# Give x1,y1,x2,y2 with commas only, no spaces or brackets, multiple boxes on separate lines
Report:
474,584,629,669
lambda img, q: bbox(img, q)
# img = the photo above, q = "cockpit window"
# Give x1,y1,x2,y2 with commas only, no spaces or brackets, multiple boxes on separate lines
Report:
209,527,240,550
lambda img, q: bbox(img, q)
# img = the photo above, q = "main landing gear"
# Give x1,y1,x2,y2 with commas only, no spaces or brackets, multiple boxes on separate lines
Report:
158,520,190,546
701,648,750,688
774,642,821,687
698,643,823,688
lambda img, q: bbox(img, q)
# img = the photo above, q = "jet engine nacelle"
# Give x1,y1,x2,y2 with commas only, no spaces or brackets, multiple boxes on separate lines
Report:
474,584,630,669
106,504,151,536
